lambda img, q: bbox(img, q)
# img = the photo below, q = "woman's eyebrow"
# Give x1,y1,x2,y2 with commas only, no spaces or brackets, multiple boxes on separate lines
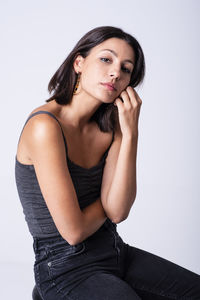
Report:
100,49,134,65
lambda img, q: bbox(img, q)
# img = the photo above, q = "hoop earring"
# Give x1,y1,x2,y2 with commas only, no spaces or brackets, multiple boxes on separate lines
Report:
73,72,81,95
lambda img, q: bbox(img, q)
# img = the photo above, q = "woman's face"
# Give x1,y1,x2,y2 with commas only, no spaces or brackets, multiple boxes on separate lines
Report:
74,37,135,104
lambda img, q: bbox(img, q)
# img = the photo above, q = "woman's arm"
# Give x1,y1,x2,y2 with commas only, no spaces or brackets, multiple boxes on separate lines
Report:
26,114,107,245
101,133,138,224
101,86,142,223
81,197,107,242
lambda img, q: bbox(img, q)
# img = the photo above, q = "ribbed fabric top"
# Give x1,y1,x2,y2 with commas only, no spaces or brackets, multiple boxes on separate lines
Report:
15,110,114,238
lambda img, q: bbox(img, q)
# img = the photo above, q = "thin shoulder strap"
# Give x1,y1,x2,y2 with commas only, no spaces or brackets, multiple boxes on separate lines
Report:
17,110,68,152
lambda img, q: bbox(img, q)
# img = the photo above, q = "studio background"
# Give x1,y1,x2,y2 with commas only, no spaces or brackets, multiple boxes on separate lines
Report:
1,0,199,298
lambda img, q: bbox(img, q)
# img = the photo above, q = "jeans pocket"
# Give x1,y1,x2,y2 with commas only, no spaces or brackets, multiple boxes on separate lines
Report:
47,241,86,293
47,242,86,268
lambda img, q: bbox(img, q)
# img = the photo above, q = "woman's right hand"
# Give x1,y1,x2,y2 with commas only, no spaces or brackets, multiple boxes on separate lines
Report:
114,86,142,138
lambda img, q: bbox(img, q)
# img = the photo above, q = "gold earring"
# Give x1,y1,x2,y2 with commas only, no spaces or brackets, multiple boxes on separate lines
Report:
73,72,81,95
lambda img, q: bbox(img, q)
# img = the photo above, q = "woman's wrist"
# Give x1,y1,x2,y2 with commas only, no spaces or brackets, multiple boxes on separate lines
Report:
122,131,138,143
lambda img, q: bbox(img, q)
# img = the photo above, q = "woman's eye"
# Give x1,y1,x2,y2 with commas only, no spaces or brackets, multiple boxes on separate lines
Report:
100,58,131,74
100,57,110,62
122,67,131,74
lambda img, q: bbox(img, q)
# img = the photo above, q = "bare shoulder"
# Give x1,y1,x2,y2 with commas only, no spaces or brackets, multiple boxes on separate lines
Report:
16,102,62,164
23,108,64,159
26,112,61,142
23,102,61,140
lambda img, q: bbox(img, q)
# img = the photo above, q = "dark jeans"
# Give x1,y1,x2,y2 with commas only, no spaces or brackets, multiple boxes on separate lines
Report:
33,219,200,299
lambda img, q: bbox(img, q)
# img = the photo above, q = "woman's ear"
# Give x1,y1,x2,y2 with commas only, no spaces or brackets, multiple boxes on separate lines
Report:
73,54,85,73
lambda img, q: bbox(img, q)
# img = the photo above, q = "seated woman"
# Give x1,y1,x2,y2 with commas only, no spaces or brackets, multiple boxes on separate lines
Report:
15,25,200,299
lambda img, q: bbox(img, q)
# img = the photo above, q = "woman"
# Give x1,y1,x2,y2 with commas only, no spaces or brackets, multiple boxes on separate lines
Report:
15,26,200,300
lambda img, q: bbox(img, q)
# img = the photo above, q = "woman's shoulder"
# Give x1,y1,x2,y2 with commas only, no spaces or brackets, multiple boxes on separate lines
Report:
25,102,65,144
16,102,62,165
25,100,64,129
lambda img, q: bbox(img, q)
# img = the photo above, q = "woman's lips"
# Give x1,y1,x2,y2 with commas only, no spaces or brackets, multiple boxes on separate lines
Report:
101,83,116,91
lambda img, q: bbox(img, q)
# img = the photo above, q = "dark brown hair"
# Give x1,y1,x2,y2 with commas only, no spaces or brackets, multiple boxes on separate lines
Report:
45,26,145,132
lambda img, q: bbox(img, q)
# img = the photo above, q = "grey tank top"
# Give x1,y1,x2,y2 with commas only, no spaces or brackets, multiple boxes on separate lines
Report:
15,110,114,238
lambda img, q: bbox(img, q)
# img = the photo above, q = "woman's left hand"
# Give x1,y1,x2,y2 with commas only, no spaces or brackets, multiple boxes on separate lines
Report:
114,86,142,138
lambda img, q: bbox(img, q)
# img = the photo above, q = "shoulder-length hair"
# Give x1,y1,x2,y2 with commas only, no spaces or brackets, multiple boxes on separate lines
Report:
45,26,145,132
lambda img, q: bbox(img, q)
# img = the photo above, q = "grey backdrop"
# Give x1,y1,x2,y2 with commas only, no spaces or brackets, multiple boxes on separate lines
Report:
1,0,199,298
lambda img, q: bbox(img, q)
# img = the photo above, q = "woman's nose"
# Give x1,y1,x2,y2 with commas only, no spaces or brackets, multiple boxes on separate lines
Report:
109,66,121,80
